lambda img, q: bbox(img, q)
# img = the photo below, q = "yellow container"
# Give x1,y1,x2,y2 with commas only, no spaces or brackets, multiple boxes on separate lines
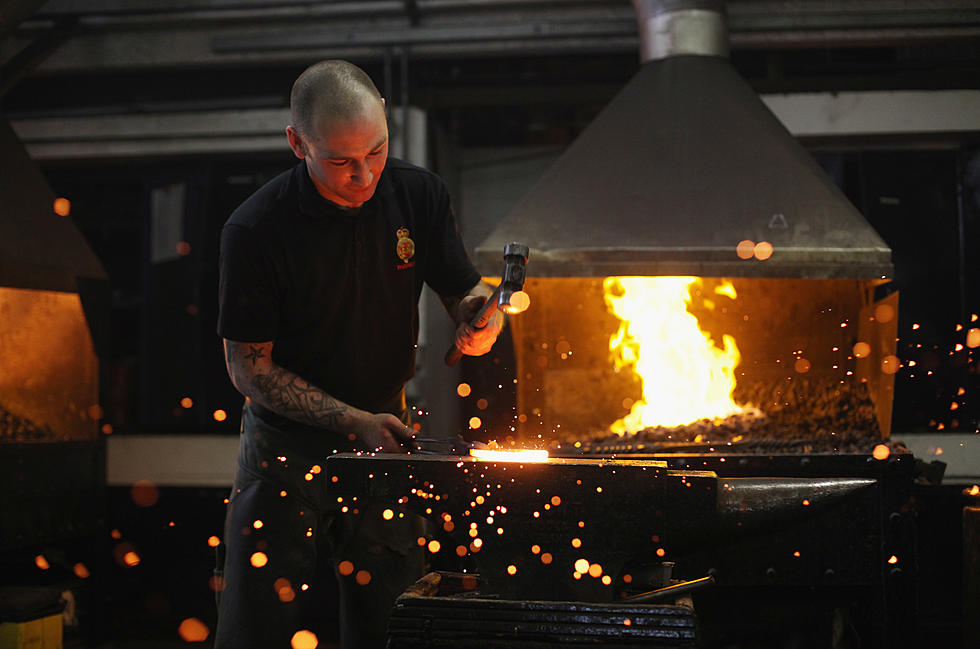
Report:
0,613,63,649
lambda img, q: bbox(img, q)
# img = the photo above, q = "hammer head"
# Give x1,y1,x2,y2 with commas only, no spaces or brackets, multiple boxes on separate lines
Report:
498,242,529,314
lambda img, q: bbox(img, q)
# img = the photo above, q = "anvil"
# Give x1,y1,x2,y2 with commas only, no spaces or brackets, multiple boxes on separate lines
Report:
323,453,875,602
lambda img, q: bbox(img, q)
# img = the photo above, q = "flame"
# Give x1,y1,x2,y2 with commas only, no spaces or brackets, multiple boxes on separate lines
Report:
604,277,746,432
469,448,549,462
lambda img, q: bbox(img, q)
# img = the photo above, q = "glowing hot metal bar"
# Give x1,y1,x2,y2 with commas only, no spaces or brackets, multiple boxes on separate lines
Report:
468,448,548,462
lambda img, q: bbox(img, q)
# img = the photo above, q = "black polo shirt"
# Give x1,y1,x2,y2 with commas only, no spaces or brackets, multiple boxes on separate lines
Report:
218,158,481,432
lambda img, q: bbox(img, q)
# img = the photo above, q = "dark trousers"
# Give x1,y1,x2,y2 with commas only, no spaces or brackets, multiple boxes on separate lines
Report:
214,407,424,649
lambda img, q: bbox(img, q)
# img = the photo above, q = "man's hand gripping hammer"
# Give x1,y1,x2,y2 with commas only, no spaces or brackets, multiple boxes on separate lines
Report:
445,242,529,366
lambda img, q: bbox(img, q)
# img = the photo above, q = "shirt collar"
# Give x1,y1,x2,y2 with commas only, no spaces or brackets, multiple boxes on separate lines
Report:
296,159,395,219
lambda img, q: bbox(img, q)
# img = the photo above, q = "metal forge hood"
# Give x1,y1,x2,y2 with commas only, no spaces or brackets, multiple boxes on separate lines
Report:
474,0,892,279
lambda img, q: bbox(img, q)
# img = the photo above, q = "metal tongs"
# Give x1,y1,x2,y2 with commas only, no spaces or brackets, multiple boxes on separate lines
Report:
409,435,489,456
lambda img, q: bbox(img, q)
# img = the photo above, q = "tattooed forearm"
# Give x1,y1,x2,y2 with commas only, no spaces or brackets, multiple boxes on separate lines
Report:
251,365,349,430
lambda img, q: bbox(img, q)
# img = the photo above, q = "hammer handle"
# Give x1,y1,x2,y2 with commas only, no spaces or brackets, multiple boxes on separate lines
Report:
444,286,501,366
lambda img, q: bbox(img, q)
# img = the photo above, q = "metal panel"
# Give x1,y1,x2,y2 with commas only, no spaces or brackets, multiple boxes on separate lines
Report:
0,117,106,291
474,56,894,279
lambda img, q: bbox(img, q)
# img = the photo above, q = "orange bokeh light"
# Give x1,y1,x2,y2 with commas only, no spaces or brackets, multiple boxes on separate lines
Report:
338,560,354,576
874,303,895,323
35,555,50,570
250,552,268,568
130,480,159,508
382,509,395,521
873,444,890,461
457,382,472,397
753,241,773,260
53,197,71,216
736,240,755,259
177,618,210,642
180,397,193,409
73,563,90,579
355,570,372,586
207,536,220,547
468,416,482,429
853,342,871,359
880,355,900,375
123,551,141,567
291,630,319,649
427,539,441,554
506,565,518,575
967,328,980,349
213,409,228,422
504,291,530,314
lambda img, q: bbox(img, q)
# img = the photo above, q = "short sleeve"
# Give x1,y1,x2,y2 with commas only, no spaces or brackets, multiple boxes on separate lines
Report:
217,223,280,342
423,177,482,297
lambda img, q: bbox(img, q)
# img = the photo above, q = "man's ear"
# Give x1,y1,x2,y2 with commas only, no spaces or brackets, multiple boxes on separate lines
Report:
285,125,306,160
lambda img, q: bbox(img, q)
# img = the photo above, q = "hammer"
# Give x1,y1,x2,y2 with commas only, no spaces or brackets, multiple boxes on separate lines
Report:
445,242,529,367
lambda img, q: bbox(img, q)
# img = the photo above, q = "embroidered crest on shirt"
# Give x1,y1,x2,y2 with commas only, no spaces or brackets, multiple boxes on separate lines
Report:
396,227,416,268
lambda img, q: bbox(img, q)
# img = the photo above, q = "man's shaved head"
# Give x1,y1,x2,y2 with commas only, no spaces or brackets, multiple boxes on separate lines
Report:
290,60,383,139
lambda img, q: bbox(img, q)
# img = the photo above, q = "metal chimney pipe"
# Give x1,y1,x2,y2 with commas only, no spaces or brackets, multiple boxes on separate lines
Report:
633,0,729,62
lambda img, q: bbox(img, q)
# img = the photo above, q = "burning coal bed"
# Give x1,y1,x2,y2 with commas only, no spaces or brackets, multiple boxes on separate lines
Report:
0,403,55,442
553,378,909,455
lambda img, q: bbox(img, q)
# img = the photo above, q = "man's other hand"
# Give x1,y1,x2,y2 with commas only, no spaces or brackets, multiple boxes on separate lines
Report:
453,295,504,357
350,412,415,453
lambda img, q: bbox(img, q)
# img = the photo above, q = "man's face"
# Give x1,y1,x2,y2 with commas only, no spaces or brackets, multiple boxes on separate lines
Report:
288,102,389,208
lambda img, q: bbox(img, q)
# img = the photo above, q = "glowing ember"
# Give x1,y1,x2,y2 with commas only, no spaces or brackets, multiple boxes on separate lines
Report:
469,448,548,462
604,277,746,432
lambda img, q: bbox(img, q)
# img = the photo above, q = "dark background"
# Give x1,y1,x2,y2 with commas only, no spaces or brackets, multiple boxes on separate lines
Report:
1,31,978,649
